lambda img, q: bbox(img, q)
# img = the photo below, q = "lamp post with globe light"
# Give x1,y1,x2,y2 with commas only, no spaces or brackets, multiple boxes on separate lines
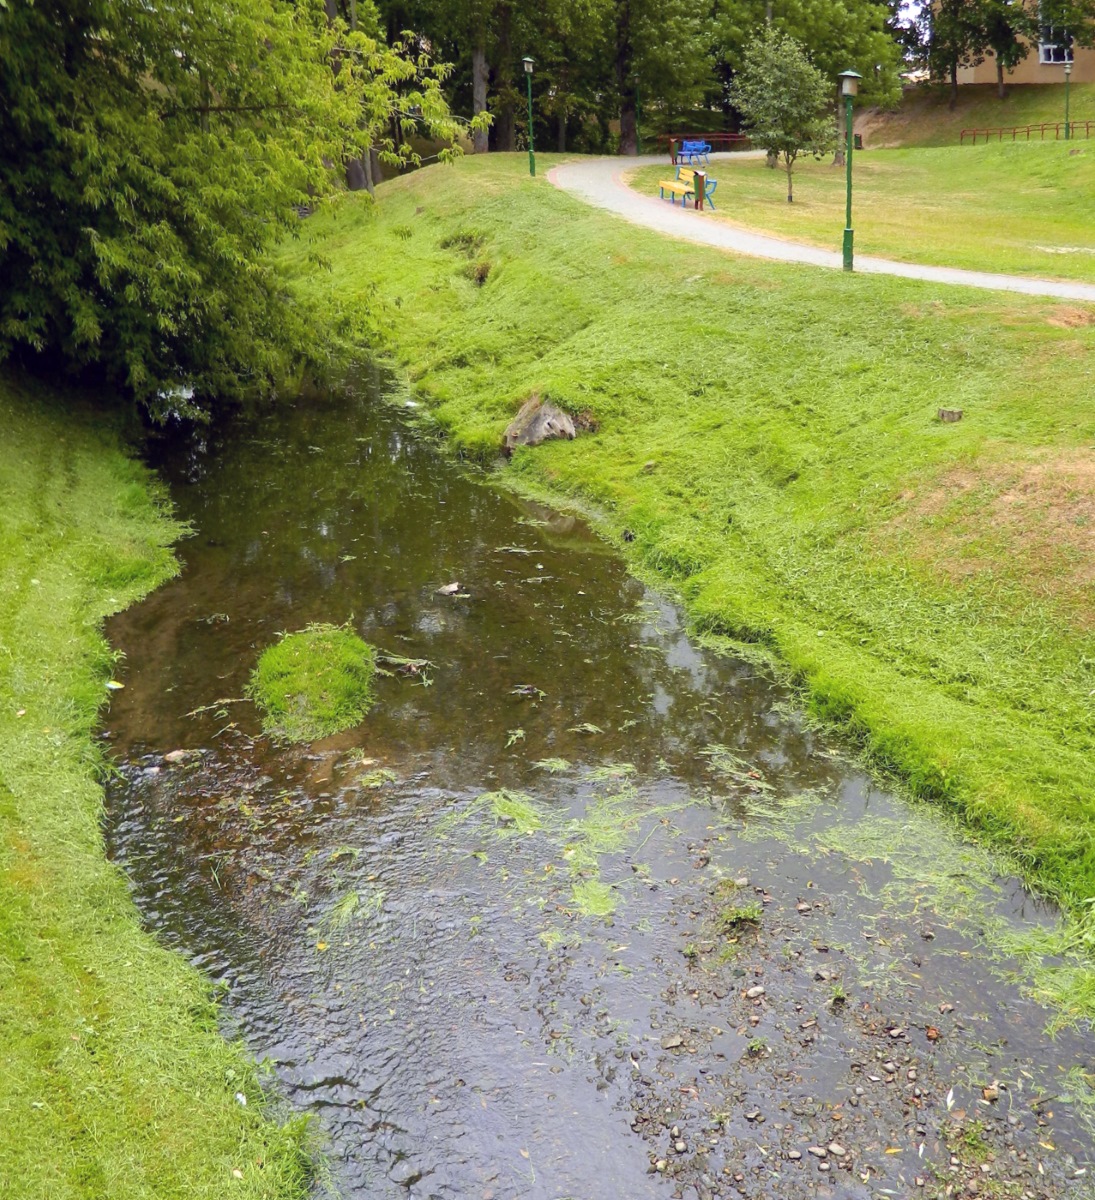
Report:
522,56,536,176
838,70,861,272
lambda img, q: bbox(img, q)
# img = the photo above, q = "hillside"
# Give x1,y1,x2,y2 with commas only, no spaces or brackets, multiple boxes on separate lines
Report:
859,81,1095,146
279,153,1095,940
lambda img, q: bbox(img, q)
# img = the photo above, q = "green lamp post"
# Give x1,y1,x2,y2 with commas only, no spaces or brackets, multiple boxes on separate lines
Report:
1064,59,1072,141
522,56,536,177
838,70,862,272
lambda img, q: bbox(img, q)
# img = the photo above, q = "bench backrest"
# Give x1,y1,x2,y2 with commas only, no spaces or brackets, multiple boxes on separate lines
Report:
677,167,697,183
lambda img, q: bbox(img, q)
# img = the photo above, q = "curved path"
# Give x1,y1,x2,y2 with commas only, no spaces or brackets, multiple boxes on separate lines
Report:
547,155,1095,302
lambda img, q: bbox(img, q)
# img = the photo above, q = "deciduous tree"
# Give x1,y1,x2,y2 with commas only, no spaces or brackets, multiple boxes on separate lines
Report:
981,0,1036,97
730,27,836,201
0,0,466,415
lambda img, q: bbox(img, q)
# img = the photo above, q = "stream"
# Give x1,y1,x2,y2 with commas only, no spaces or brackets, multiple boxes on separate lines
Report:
104,368,1093,1200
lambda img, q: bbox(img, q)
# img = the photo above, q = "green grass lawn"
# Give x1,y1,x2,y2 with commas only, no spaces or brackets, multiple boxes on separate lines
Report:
279,153,1095,940
0,376,311,1199
864,81,1095,148
630,141,1095,282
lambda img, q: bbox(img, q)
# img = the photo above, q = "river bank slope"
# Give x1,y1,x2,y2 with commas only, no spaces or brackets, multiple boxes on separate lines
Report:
280,154,1095,933
0,375,310,1199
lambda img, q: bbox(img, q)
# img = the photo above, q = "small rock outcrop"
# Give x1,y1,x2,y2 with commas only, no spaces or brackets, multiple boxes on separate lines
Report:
503,395,576,454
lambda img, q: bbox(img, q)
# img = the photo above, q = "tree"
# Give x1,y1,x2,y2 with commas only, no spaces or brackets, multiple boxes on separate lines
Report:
0,0,469,417
730,28,836,201
925,0,988,108
981,0,1036,97
613,0,713,153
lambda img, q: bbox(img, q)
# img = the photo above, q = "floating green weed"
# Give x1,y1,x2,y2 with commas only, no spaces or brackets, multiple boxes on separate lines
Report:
734,786,829,842
329,845,361,862
718,900,763,931
1000,914,1095,1031
533,757,571,773
436,778,683,930
702,745,774,792
360,767,397,789
572,877,616,917
816,814,1003,928
324,890,360,932
248,623,377,743
487,789,543,834
585,762,636,782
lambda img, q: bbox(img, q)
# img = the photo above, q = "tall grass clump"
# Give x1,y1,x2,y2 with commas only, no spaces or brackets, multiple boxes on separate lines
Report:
249,623,378,742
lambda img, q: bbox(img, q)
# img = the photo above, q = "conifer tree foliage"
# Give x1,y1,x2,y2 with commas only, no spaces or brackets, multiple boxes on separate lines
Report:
0,0,464,415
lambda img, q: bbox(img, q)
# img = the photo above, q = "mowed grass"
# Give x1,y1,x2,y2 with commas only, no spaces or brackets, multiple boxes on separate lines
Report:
0,376,311,1199
863,81,1095,148
631,141,1095,281
277,153,1095,918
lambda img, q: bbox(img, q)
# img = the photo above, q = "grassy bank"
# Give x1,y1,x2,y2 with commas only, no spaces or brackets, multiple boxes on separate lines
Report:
0,376,310,1198
861,81,1095,147
632,141,1095,282
279,154,1095,927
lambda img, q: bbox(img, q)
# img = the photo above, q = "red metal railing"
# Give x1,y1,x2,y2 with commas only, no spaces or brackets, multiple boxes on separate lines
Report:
960,121,1095,143
656,132,751,162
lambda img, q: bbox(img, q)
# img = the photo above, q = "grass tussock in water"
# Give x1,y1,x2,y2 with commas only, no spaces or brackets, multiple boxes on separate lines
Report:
0,375,312,1200
278,153,1095,927
249,623,377,743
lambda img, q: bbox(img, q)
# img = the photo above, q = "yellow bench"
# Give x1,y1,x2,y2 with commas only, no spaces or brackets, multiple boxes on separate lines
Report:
658,177,692,204
657,166,718,210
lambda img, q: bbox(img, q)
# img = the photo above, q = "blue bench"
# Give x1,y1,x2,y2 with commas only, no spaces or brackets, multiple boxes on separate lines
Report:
677,138,711,165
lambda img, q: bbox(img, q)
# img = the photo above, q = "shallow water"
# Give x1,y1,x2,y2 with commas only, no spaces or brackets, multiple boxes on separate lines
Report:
105,369,1093,1199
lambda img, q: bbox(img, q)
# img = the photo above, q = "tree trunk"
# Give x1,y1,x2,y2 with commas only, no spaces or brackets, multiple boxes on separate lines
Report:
833,90,845,166
346,156,369,192
766,149,778,169
616,0,639,155
949,62,959,109
472,37,489,153
495,4,516,151
785,156,794,202
996,59,1006,99
557,55,569,152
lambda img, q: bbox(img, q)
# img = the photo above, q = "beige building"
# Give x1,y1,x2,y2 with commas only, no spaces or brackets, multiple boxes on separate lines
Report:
958,37,1095,85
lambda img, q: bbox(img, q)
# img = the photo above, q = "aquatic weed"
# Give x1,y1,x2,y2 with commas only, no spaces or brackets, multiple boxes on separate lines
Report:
359,767,397,789
571,878,616,917
533,757,571,774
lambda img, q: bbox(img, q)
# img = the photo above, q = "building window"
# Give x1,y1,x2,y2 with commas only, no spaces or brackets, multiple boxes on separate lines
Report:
1039,23,1073,63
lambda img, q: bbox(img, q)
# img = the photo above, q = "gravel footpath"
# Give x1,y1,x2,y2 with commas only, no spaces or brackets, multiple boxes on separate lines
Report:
548,155,1095,302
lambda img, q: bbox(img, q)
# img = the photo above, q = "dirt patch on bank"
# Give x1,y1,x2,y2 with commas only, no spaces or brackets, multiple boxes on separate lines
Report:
883,450,1095,627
